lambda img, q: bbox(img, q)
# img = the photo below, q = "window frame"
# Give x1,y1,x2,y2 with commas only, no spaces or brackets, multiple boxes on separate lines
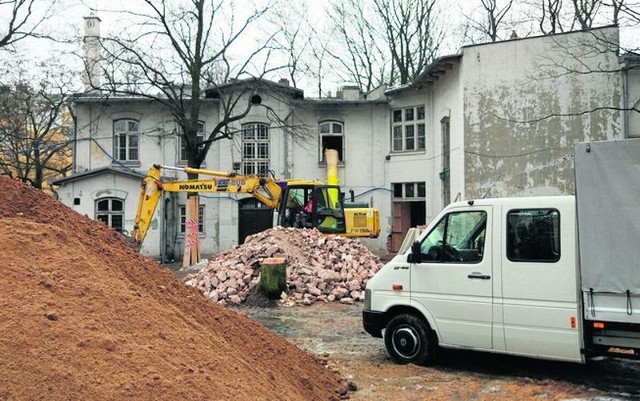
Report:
418,210,487,264
506,208,561,263
392,182,426,199
319,120,344,163
391,105,426,152
113,119,140,161
179,121,205,163
241,122,270,176
179,204,205,234
95,198,125,232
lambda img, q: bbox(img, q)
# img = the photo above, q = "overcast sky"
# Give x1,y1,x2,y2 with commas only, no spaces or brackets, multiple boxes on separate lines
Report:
2,0,638,95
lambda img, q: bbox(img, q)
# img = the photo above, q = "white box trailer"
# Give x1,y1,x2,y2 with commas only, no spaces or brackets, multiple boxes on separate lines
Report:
575,140,640,355
363,139,640,364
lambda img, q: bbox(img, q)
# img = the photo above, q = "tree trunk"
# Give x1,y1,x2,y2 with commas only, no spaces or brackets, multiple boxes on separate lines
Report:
258,257,287,300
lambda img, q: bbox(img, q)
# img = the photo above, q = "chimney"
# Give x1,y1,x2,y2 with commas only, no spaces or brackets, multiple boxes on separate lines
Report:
278,78,290,86
341,85,361,101
83,15,102,92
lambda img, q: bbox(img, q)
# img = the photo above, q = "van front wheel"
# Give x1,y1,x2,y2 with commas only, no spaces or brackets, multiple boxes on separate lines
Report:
384,314,434,365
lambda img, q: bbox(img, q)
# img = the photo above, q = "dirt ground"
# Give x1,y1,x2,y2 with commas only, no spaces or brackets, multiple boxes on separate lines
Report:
236,301,640,401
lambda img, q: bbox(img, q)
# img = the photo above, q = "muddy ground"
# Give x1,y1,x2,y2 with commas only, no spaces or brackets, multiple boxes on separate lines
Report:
236,302,640,401
169,263,640,401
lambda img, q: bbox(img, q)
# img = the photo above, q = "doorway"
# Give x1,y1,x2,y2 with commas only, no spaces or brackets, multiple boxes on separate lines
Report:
238,198,274,244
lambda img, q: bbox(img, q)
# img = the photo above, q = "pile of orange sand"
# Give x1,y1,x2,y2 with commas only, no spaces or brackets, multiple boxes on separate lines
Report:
0,176,346,401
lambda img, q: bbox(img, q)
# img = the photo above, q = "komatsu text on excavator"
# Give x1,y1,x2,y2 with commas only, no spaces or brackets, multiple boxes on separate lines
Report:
131,164,380,247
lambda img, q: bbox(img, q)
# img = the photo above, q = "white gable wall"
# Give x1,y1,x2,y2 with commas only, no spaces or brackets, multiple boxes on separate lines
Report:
461,27,622,198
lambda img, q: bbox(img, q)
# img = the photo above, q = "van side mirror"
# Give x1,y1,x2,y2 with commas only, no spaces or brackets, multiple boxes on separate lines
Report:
407,240,422,264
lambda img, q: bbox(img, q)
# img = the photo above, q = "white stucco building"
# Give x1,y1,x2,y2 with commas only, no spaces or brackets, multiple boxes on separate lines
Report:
51,19,637,261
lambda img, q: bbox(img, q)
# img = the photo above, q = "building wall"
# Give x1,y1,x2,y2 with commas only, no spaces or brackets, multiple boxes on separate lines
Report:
429,62,464,220
69,98,224,260
462,27,622,199
215,96,391,254
296,101,390,252
60,26,631,260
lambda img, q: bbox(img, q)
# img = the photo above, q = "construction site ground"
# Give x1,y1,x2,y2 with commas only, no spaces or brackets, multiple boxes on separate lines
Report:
4,173,640,401
240,301,640,401
161,263,640,401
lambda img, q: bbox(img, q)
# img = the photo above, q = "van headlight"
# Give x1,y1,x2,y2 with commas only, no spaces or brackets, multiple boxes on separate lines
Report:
364,288,371,310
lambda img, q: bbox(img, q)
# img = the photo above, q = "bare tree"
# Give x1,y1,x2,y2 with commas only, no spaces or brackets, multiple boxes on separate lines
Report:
479,0,515,42
0,64,73,189
327,0,444,89
269,3,315,89
88,0,295,263
89,0,287,170
539,0,566,34
570,0,601,29
0,0,57,50
327,0,388,91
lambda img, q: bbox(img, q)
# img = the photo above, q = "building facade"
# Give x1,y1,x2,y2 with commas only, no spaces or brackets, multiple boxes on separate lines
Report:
52,21,636,260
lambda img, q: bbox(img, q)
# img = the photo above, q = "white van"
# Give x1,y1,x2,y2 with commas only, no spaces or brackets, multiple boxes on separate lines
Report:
363,139,640,365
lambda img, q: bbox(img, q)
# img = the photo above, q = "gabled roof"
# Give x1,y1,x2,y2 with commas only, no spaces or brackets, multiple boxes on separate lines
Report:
50,167,144,186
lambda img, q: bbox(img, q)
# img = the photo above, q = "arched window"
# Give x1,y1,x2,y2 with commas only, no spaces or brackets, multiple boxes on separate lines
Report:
113,119,139,161
242,123,269,176
96,198,124,232
319,121,344,162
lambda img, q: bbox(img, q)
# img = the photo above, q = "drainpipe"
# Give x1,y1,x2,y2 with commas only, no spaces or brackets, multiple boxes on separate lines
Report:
69,101,78,173
623,54,630,139
283,107,294,179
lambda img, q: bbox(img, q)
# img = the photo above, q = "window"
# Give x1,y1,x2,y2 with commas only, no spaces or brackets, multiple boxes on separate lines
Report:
179,122,205,162
391,106,425,152
319,121,344,162
96,198,124,232
179,205,205,234
113,119,139,161
392,182,426,199
242,123,269,176
507,209,560,262
418,211,487,263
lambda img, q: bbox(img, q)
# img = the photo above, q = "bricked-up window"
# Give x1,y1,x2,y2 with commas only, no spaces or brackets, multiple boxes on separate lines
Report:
179,121,205,162
392,106,425,152
96,198,124,232
319,121,344,162
113,119,139,161
242,123,269,176
179,205,205,233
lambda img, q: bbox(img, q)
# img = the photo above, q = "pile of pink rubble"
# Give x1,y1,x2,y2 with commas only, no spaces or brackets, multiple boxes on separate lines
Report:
184,227,384,305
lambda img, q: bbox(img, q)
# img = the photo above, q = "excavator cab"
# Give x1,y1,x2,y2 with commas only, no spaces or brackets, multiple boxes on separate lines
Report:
277,183,346,234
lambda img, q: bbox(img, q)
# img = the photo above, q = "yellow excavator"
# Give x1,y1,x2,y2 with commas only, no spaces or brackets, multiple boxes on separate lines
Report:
131,162,380,247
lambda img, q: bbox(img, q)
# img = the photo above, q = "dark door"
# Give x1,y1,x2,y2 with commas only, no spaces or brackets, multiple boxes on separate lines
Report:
238,198,273,244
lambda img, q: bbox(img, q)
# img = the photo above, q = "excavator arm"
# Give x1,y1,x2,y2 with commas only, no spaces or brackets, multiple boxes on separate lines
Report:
131,165,283,246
